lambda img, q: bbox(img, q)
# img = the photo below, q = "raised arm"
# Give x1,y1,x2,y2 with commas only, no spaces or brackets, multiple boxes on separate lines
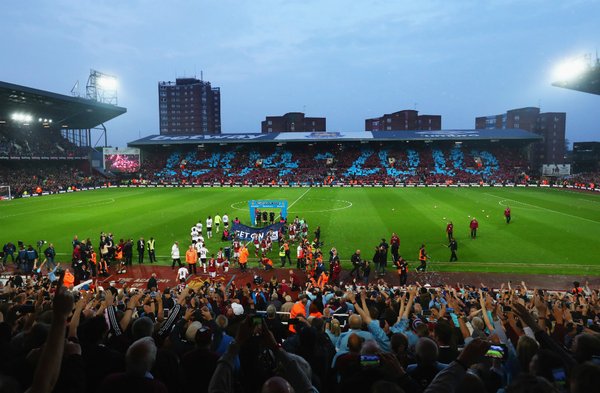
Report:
26,287,74,393
120,293,142,332
68,293,88,339
403,286,417,319
478,290,495,332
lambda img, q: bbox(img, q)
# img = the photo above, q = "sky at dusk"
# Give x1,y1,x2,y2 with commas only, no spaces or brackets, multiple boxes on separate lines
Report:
1,0,599,147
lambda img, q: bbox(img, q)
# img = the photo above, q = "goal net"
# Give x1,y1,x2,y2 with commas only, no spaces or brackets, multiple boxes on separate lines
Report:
0,186,11,201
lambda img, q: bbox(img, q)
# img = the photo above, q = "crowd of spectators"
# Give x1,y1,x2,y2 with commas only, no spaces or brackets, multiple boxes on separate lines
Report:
0,164,102,197
1,266,599,393
134,144,533,187
0,128,87,159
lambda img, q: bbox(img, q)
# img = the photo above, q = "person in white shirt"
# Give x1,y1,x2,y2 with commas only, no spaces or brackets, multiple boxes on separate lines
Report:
206,216,213,238
171,241,182,269
197,243,209,273
177,265,189,283
222,214,229,229
191,227,199,243
196,220,203,234
270,229,279,244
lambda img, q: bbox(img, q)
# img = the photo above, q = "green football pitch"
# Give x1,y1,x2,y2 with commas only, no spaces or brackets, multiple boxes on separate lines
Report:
1,187,600,275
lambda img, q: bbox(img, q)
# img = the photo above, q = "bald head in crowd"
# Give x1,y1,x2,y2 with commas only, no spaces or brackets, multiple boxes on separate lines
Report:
348,314,363,330
261,376,295,393
126,337,157,377
347,333,364,353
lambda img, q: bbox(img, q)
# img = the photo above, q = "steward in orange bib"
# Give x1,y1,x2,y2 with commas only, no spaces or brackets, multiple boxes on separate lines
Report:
238,245,249,272
185,245,198,275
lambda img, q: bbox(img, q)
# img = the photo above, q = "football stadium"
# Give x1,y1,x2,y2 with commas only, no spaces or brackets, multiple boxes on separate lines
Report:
2,3,600,392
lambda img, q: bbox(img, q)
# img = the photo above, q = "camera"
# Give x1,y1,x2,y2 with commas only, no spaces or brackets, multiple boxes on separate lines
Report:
37,240,46,248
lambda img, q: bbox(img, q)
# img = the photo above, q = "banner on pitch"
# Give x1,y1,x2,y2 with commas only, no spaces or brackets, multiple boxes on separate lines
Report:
231,222,284,242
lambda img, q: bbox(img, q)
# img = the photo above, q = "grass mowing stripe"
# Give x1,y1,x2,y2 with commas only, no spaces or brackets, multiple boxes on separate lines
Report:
484,192,600,225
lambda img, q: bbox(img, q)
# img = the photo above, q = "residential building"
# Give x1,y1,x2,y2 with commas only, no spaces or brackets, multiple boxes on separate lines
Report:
365,110,442,131
261,112,325,133
158,78,221,135
475,107,566,168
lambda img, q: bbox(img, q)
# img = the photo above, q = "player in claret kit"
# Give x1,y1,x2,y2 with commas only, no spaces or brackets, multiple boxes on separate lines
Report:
221,258,230,273
252,233,260,257
446,221,454,242
260,237,268,256
232,237,241,265
504,206,511,224
288,224,296,243
207,255,218,282
470,218,479,239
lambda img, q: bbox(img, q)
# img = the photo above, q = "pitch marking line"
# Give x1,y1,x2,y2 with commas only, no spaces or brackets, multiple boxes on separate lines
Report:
484,192,600,225
288,187,311,209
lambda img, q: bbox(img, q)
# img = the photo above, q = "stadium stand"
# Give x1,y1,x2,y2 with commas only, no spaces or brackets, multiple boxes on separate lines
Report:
0,126,88,159
140,143,531,186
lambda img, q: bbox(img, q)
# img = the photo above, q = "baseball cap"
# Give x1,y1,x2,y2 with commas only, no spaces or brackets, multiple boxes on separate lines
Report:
185,321,203,342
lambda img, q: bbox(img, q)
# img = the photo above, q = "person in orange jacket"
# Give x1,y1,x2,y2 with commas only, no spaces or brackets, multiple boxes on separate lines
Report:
289,294,308,334
185,245,198,275
261,257,274,271
317,271,329,289
63,268,75,288
238,244,249,272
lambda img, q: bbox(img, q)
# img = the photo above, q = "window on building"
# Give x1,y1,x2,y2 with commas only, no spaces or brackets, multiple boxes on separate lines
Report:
268,120,272,125
387,126,392,130
387,118,391,123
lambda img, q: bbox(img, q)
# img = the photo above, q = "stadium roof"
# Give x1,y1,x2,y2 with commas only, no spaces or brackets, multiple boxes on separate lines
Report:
128,129,542,146
0,81,127,129
552,61,600,95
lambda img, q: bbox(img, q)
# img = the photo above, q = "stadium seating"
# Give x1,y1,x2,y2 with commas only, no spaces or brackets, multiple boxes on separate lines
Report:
0,126,87,159
139,143,532,186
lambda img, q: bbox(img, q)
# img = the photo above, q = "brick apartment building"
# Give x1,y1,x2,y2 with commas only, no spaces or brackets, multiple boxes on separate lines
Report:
158,78,221,135
261,112,326,133
365,109,442,131
475,107,566,168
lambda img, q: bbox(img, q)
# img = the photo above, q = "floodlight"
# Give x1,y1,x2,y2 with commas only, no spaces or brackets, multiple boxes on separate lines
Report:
86,69,118,105
38,118,43,122
553,57,588,82
98,75,118,90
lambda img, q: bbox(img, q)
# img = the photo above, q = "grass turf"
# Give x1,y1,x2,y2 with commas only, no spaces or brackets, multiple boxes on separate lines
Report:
1,187,600,275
